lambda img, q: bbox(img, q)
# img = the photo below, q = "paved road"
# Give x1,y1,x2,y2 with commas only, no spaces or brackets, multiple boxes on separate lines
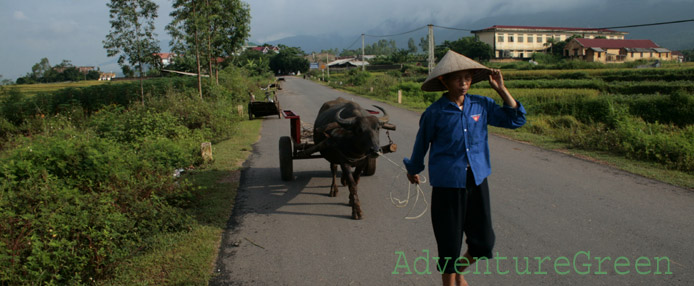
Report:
210,77,693,285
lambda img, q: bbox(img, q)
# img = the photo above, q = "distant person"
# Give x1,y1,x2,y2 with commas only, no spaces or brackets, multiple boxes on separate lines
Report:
404,50,526,286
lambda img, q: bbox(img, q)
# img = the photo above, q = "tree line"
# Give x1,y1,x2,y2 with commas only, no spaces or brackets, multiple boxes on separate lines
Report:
14,58,101,84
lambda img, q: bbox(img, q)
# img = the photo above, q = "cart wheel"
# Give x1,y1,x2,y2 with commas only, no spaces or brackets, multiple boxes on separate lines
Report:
362,157,376,176
248,103,253,120
279,136,293,181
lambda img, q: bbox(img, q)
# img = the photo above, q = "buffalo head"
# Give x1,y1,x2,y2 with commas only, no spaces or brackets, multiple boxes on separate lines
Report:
335,105,389,158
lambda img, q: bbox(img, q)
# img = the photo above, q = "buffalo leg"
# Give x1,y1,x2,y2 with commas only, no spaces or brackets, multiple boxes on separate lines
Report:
341,163,363,220
329,163,339,197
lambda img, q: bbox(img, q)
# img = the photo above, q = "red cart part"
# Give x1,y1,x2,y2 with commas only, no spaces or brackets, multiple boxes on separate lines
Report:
282,110,302,145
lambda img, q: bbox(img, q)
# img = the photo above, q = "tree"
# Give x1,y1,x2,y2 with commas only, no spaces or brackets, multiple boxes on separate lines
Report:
269,46,309,75
0,75,13,85
544,36,559,54
122,65,135,78
203,0,250,84
31,58,51,82
407,38,418,54
235,49,271,76
104,0,161,104
390,49,410,64
435,37,493,62
86,70,101,80
168,0,205,98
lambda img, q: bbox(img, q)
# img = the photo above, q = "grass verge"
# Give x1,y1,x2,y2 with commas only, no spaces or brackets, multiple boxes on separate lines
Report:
98,119,262,285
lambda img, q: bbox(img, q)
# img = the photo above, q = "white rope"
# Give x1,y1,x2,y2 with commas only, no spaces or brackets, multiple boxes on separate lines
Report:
378,152,429,220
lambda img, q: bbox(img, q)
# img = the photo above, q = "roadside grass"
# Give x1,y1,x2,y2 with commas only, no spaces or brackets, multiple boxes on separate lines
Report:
99,119,262,285
313,78,694,190
489,125,694,189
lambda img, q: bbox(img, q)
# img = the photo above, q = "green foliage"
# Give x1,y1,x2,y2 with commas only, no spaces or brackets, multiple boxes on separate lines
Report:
0,129,195,284
235,49,272,77
345,69,371,86
167,0,251,84
104,0,161,78
0,65,268,284
435,37,493,62
269,46,310,75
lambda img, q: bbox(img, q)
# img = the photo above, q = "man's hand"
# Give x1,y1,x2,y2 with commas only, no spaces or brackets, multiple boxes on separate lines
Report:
407,173,420,184
488,68,505,92
488,69,518,109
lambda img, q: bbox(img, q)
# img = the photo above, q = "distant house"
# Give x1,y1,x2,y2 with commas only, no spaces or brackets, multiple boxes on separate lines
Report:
99,72,116,81
672,51,684,63
154,53,178,66
471,25,628,59
78,66,96,73
53,66,96,73
250,46,280,54
564,38,671,63
327,58,369,68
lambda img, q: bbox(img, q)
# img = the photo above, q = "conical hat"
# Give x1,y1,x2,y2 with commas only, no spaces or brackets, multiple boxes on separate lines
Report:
421,50,491,92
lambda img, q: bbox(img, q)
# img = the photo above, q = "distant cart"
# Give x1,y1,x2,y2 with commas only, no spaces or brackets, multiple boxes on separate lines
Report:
278,109,397,181
248,84,281,120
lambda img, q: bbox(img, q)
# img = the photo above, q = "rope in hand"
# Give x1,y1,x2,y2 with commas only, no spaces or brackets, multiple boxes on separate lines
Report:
378,152,429,220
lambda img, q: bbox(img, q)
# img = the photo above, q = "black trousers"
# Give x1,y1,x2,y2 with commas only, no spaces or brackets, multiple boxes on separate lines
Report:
430,169,495,274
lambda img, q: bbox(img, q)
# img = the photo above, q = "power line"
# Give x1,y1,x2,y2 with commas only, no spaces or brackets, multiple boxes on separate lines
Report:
432,25,473,32
598,18,694,29
344,35,362,51
364,25,427,38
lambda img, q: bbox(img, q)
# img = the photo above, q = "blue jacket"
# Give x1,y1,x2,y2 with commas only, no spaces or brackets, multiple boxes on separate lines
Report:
404,93,526,187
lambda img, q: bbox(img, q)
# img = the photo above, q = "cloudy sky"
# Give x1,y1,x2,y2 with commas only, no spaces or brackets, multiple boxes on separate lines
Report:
1,0,692,81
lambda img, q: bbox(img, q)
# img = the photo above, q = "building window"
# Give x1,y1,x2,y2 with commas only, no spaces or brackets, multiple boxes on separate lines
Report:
598,52,601,59
528,36,533,43
509,35,514,42
498,35,504,42
537,35,543,43
640,52,643,57
518,35,524,43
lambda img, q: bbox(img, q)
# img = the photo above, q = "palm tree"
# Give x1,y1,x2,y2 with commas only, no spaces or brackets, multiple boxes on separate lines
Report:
544,36,559,54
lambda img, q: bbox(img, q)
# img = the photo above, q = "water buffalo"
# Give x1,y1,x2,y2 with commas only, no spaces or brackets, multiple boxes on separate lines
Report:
313,97,389,220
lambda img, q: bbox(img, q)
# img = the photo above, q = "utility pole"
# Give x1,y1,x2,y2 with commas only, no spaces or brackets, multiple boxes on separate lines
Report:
428,24,435,74
326,52,330,79
361,33,365,71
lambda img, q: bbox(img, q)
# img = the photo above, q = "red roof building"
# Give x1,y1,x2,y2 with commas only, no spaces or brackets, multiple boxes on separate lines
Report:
471,25,629,59
154,53,177,66
250,46,280,54
565,38,671,63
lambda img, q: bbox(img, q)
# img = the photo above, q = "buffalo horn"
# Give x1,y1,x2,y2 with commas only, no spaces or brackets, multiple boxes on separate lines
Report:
373,105,389,123
335,107,356,128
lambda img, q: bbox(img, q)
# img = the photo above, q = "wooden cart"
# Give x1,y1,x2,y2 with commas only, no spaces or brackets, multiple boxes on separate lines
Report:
278,109,396,181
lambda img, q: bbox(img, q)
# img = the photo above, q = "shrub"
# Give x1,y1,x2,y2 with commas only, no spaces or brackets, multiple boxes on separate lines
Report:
0,66,270,284
0,131,194,284
346,69,371,86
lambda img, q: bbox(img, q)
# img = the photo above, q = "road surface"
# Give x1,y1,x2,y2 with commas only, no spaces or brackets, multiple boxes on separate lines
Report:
210,77,693,285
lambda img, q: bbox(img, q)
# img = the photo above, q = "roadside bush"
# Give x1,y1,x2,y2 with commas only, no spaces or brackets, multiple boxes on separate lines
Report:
1,66,269,284
0,130,194,284
346,69,371,86
627,92,694,127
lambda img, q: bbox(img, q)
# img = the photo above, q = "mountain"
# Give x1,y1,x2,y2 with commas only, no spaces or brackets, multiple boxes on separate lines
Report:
266,0,694,54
